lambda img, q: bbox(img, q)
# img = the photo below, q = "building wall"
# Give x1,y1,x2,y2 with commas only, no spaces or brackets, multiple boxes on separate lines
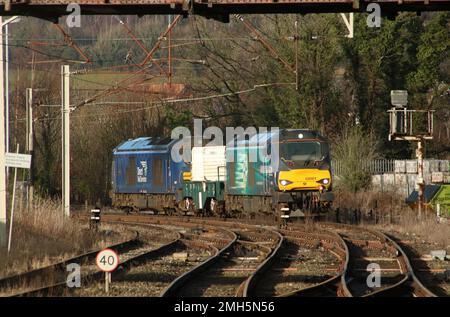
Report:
333,159,450,198
370,160,450,198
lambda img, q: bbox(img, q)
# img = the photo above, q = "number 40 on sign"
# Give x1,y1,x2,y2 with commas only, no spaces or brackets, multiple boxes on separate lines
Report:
96,249,119,293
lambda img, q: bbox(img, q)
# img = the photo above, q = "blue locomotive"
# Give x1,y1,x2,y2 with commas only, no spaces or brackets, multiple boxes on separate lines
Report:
110,136,189,214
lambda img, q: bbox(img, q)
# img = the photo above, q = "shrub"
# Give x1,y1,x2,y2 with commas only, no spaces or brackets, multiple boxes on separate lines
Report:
332,125,379,192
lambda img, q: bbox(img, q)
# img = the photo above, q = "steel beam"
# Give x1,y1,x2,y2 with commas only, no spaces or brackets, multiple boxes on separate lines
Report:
0,1,449,19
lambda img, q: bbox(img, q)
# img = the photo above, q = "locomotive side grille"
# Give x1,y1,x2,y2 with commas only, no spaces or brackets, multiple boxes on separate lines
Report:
153,158,163,186
229,162,235,186
126,156,137,185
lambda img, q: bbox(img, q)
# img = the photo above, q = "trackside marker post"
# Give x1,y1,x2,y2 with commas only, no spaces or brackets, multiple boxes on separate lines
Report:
96,249,119,294
7,144,21,253
62,65,70,217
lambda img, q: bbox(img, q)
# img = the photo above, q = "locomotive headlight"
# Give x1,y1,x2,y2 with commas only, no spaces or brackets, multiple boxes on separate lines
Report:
317,178,330,185
280,179,292,186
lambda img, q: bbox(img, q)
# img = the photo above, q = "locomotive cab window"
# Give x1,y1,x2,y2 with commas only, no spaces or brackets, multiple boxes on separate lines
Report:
280,141,324,168
320,142,331,164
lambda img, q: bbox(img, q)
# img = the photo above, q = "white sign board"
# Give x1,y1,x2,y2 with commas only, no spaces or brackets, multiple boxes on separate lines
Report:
96,249,119,272
391,90,408,107
5,153,32,169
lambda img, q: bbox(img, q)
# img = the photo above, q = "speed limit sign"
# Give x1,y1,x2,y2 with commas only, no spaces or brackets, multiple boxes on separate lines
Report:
96,249,119,293
96,249,119,272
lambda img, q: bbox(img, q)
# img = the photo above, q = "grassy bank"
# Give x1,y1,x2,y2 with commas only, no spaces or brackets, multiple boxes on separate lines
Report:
333,187,450,249
0,197,127,278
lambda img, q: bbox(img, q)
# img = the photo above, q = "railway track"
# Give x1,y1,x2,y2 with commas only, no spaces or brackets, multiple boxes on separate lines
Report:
5,224,181,297
246,228,346,297
74,222,237,296
271,227,351,297
84,212,278,233
94,213,441,297
162,228,280,297
384,232,449,297
0,231,141,296
319,223,437,297
121,214,287,297
334,224,402,297
15,212,438,297
238,229,283,297
367,232,438,297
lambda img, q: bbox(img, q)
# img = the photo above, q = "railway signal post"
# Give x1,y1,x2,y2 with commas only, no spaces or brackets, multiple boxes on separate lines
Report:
388,90,434,219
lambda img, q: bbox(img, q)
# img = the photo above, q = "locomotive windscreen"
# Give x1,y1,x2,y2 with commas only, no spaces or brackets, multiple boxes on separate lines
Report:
280,141,327,168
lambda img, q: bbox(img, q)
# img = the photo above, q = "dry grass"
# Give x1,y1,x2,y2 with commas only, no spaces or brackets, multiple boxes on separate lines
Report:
374,216,450,251
333,187,450,248
334,188,406,216
332,187,408,225
15,197,94,249
0,197,131,278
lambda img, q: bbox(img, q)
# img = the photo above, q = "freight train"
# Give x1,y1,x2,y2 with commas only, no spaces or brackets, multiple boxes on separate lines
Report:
110,129,334,218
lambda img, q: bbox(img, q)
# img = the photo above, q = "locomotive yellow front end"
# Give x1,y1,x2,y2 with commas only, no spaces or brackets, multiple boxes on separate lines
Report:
278,168,332,192
274,130,333,218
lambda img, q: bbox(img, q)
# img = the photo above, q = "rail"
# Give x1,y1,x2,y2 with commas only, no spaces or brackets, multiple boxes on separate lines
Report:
161,228,238,297
319,222,436,297
278,227,351,297
0,231,140,292
10,226,182,297
240,229,284,297
364,230,436,297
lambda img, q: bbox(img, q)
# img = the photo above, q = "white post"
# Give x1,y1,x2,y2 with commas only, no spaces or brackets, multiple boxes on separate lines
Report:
7,144,19,253
62,65,70,217
417,139,424,219
26,88,33,210
0,16,7,248
3,16,19,182
295,19,299,91
5,23,9,158
105,272,110,293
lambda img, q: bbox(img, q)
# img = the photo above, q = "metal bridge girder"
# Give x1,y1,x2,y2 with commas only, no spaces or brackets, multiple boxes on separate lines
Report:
0,0,450,20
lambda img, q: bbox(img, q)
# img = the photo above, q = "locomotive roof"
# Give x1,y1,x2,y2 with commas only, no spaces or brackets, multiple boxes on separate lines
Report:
228,129,328,147
280,129,328,141
114,136,177,152
115,129,328,152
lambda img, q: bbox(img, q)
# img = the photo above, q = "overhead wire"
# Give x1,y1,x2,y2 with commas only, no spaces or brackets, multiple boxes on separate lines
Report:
11,82,295,123
6,17,298,123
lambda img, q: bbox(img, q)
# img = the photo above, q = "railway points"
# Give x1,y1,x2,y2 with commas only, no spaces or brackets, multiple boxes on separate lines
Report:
34,212,441,297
